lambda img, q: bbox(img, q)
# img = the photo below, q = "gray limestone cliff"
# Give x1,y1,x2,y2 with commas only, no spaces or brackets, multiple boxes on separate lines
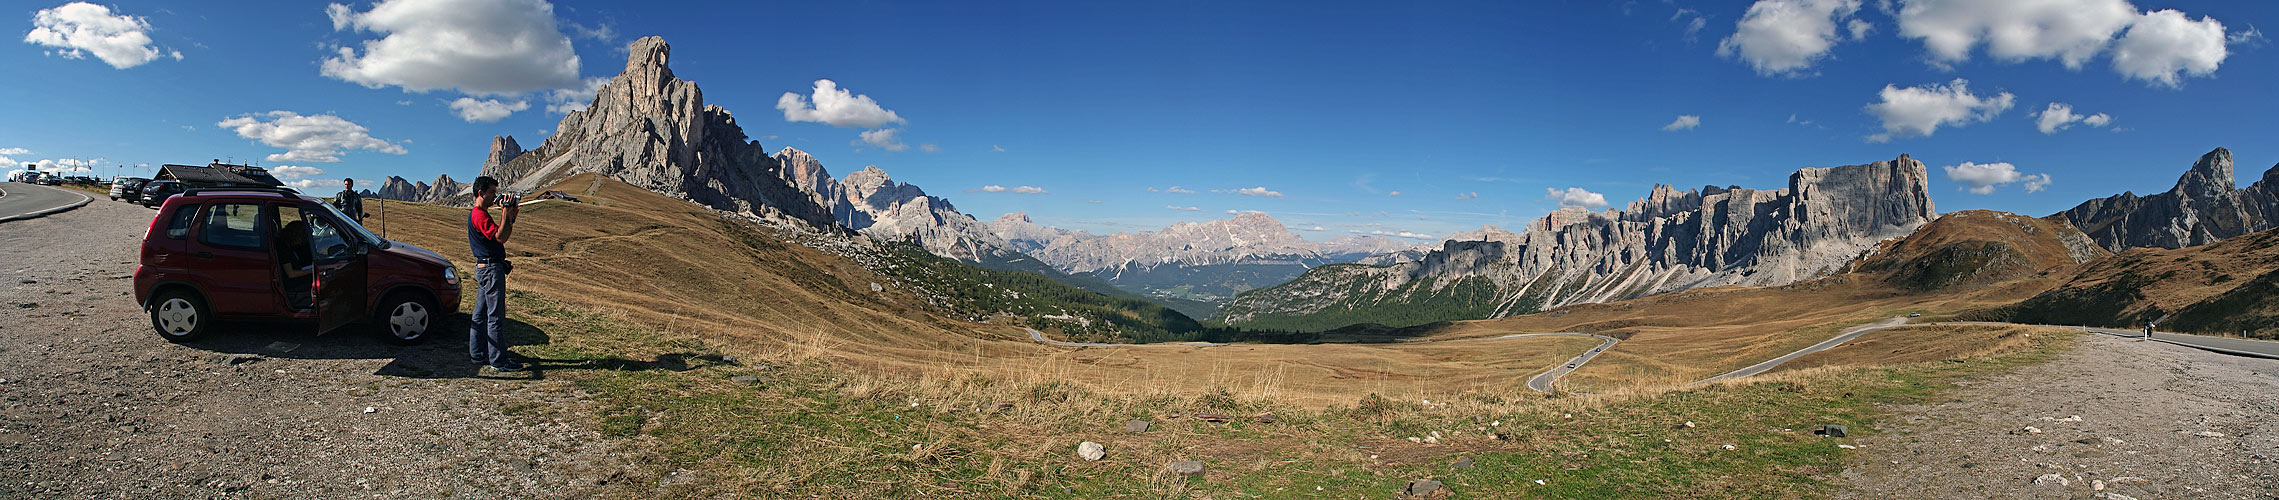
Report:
1217,155,1936,327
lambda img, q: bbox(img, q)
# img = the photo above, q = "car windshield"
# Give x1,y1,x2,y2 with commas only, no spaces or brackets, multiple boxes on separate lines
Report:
308,200,388,249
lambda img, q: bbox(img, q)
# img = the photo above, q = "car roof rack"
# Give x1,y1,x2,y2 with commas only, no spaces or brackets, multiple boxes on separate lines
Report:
181,185,300,197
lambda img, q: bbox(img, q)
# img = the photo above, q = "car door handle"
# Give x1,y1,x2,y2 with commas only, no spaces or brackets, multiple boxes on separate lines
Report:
194,251,213,260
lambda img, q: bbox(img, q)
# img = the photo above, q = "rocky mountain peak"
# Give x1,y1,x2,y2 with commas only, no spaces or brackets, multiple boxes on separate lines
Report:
625,36,672,81
997,212,1032,224
2062,147,2275,251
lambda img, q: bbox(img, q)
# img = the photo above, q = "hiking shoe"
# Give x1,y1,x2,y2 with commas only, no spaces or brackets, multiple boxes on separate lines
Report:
490,360,526,372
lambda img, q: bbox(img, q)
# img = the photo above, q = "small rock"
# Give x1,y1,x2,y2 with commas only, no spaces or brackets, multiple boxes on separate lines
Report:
16,303,35,309
1817,424,1849,438
1125,419,1151,433
362,407,377,414
2193,431,2225,438
1166,460,1205,476
1837,444,1857,449
720,355,736,364
2073,437,2102,445
18,279,33,284
2101,437,2125,445
1533,479,1546,485
2016,426,2043,435
2094,493,2138,500
1681,421,1697,429
1720,444,1737,451
1403,479,1446,497
1077,441,1105,461
1451,457,1475,469
2033,473,2070,487
2091,479,2106,491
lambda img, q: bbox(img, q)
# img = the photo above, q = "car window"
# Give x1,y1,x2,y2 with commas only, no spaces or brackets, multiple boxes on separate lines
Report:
306,211,354,261
198,203,264,249
164,204,198,239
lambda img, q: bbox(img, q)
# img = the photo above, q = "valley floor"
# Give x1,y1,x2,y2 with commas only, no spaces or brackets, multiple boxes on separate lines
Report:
1833,333,2279,499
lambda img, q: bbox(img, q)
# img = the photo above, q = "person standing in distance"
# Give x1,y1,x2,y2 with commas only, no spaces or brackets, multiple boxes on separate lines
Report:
467,176,523,371
334,178,366,224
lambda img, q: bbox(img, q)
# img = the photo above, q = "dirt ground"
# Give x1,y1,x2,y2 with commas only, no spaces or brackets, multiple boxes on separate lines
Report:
1834,333,2279,499
0,199,636,498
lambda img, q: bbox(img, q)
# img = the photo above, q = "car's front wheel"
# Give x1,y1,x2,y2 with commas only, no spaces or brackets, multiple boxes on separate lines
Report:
374,292,437,345
149,290,211,342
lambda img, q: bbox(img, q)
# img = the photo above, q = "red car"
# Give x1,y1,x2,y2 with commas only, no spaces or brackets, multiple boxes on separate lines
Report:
133,186,461,343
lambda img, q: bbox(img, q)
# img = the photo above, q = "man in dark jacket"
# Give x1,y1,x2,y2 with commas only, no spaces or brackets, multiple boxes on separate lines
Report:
467,176,522,371
333,178,366,224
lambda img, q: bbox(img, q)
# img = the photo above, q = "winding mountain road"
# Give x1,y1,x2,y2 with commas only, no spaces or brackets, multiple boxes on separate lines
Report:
1973,323,2279,359
1694,316,1911,385
0,182,93,223
1022,328,1617,393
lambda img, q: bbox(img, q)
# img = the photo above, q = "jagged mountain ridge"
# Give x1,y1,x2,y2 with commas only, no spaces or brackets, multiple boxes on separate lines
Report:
471,36,838,229
365,173,466,204
983,212,1410,304
1216,155,1937,330
2058,147,2279,252
770,146,1019,262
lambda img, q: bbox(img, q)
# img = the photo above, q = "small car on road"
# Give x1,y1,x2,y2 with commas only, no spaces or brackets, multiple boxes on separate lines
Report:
138,180,185,207
133,186,461,343
109,177,149,201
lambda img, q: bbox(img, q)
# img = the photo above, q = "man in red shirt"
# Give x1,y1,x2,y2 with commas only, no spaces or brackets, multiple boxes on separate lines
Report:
467,176,522,371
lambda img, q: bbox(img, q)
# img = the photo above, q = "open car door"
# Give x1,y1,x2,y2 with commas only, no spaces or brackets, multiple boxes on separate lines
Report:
307,211,368,335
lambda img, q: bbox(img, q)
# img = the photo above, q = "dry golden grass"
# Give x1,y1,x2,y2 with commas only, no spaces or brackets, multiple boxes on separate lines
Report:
1768,324,2054,373
373,174,1598,406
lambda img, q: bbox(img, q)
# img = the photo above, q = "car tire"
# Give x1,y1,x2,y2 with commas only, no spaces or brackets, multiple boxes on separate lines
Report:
149,290,212,342
373,292,438,345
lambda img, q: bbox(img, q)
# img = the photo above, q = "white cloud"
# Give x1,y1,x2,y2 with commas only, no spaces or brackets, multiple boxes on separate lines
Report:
2111,9,2228,88
1662,114,1702,131
1864,79,2014,142
394,100,413,106
545,76,609,114
990,145,1006,152
269,165,325,180
853,128,909,152
1545,187,1609,209
1166,205,1200,211
320,0,583,95
1231,186,1283,198
1717,0,1864,76
2032,102,2114,134
919,143,940,153
563,21,614,41
285,178,345,193
1895,0,2137,69
0,148,28,155
1943,161,2051,194
1368,229,1434,239
1455,192,1479,200
24,2,173,69
976,185,1047,194
1894,1,2235,87
217,111,408,163
18,158,103,174
1388,191,1402,197
1673,8,1710,42
448,97,529,123
2230,25,2266,47
777,79,906,128
1166,186,1194,194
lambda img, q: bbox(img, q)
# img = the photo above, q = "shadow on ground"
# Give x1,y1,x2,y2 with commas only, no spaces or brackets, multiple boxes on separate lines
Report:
179,314,728,380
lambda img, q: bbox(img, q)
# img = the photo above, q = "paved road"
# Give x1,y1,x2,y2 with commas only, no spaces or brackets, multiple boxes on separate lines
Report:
1023,327,1617,393
1694,316,1911,385
1024,328,1225,347
0,182,93,222
2060,325,2278,359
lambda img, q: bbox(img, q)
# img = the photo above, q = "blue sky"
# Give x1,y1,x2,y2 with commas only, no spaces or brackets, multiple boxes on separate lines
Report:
3,0,2274,241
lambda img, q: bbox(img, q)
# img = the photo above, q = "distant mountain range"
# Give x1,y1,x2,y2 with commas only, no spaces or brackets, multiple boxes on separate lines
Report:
2059,147,2279,251
985,211,1409,306
1216,156,1937,331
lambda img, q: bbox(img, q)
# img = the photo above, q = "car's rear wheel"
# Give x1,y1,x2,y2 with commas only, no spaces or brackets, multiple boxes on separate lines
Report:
374,292,437,345
149,290,211,342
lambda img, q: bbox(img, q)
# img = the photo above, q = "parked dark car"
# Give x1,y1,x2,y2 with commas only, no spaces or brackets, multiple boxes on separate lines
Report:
138,180,185,207
110,177,150,201
133,187,461,343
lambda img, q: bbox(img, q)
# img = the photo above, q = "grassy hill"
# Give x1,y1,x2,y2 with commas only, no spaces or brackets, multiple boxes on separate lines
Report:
1980,224,2279,338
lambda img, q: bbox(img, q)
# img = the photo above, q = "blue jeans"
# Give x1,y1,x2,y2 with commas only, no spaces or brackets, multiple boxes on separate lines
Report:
468,262,510,365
